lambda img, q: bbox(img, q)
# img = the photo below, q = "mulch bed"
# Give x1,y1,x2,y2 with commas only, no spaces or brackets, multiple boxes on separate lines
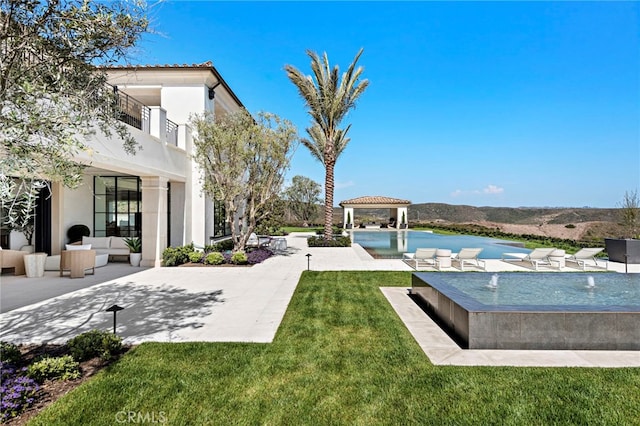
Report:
4,344,131,426
178,262,251,267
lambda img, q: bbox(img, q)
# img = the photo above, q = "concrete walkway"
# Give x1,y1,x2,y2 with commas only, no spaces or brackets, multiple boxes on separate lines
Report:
1,232,638,367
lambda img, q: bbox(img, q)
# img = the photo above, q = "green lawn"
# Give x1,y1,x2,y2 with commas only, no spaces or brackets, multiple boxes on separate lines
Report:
30,272,639,425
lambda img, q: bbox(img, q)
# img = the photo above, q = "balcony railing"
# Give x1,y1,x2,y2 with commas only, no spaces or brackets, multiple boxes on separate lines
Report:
116,91,150,133
166,119,178,146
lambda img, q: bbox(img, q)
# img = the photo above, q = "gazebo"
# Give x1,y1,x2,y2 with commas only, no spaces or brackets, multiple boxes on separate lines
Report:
339,196,411,229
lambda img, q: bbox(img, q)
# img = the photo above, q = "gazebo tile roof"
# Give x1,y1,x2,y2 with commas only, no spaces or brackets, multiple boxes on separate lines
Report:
340,196,411,206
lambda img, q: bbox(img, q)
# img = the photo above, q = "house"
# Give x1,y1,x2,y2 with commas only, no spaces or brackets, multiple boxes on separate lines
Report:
4,62,245,267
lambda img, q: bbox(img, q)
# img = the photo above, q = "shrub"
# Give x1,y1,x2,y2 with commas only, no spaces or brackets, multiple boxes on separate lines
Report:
204,252,224,265
27,355,81,383
246,248,273,264
205,239,234,252
315,226,342,235
67,330,123,362
162,243,195,267
0,342,22,366
307,236,352,247
0,362,39,422
189,252,204,263
230,251,248,265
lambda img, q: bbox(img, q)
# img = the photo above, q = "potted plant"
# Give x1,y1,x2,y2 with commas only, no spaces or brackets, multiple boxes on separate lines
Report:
8,193,37,253
15,219,35,253
345,211,353,229
399,211,408,229
124,237,142,267
605,190,640,264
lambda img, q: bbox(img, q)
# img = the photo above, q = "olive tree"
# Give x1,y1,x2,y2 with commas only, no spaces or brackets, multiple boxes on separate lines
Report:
283,175,322,225
619,189,640,239
0,0,149,232
190,110,298,252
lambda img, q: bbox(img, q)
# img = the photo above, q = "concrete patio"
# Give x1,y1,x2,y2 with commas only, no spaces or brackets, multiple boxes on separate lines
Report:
1,232,638,367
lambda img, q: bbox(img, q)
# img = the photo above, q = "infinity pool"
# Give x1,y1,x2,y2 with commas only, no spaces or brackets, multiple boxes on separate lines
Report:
412,272,640,350
352,230,529,259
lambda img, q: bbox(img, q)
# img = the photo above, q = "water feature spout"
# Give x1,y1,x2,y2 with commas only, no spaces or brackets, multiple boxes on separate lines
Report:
586,276,596,289
487,274,499,289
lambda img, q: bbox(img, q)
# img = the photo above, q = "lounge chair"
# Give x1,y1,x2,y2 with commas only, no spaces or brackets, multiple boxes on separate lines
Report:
452,248,485,271
246,233,259,247
565,247,607,270
402,248,438,269
501,248,558,270
246,233,271,249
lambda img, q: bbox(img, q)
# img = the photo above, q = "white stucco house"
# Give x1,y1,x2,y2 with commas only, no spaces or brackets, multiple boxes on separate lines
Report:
4,61,244,267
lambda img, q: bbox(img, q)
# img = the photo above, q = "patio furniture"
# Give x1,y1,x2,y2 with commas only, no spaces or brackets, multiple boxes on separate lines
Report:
60,249,97,278
45,253,109,271
501,248,558,270
270,237,287,252
435,249,452,269
549,249,566,268
0,249,27,275
451,248,485,271
24,252,48,278
565,247,607,270
403,248,438,269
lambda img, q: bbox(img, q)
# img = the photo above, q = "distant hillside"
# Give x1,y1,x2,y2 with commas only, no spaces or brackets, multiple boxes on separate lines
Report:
407,203,619,225
337,203,619,225
332,203,622,242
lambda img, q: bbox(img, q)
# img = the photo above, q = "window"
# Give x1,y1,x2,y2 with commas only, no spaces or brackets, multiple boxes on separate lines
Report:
94,176,141,237
213,199,230,238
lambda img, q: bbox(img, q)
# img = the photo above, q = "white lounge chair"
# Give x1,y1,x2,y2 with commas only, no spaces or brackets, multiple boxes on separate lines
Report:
246,233,260,248
501,248,558,270
565,247,607,270
452,248,485,271
402,248,438,270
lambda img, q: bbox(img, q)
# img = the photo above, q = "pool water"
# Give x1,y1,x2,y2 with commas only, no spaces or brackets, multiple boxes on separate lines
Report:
411,272,640,349
422,272,640,309
352,230,530,259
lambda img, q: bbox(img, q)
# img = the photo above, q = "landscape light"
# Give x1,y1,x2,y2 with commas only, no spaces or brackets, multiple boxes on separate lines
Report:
105,304,125,334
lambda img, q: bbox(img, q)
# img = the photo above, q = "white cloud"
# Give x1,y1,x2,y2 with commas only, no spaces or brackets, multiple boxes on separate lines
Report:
450,185,504,198
335,180,355,189
483,184,504,194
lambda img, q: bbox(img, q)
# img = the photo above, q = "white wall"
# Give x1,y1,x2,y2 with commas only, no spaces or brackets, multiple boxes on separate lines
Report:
60,175,94,249
161,85,209,124
81,126,188,181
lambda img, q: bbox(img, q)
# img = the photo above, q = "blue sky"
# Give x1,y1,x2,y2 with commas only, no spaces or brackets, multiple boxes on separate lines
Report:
135,1,639,208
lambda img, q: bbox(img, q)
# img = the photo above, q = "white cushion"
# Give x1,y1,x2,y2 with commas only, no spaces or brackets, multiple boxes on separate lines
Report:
82,236,111,249
110,237,129,250
65,244,92,251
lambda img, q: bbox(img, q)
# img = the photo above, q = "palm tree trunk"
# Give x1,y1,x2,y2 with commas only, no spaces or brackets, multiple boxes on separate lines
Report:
324,161,335,240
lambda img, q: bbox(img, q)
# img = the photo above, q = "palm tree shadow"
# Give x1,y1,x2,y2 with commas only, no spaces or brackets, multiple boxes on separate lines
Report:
0,281,224,343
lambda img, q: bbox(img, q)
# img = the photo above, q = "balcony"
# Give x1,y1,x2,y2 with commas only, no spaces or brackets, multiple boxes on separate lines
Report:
117,91,150,133
113,86,181,147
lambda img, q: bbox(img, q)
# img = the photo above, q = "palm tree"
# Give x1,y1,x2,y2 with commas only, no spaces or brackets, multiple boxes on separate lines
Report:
285,49,369,240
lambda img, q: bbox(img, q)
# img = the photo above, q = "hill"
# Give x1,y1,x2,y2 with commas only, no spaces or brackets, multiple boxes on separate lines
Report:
334,203,622,242
408,203,619,225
